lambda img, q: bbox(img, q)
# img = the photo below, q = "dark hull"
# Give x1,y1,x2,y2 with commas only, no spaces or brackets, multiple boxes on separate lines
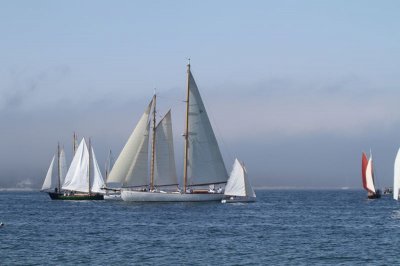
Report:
48,192,104,200
367,190,381,199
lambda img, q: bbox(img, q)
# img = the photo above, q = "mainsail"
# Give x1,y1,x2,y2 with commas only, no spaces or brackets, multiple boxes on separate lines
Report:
62,139,90,192
365,155,376,193
107,99,153,187
186,69,228,186
224,159,256,198
394,148,400,200
154,110,178,186
361,152,368,191
62,138,105,193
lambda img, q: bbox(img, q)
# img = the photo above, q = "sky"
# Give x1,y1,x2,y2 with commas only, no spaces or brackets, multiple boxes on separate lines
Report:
1,0,400,189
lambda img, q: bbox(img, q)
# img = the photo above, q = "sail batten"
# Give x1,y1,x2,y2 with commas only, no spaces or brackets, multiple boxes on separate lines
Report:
186,70,228,186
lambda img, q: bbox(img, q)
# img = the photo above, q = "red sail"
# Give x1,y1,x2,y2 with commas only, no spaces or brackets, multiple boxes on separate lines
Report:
361,152,368,190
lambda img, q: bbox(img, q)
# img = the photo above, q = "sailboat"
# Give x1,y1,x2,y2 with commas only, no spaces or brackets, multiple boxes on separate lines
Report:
49,138,105,200
108,64,228,202
41,144,68,198
361,151,381,199
221,159,256,203
393,148,400,200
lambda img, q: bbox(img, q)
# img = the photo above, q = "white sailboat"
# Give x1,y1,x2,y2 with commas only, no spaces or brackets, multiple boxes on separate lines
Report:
393,148,400,200
112,64,228,202
221,159,256,203
361,151,381,199
49,138,105,200
41,144,67,195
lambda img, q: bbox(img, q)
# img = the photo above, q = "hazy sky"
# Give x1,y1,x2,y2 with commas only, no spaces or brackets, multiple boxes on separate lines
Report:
1,0,400,189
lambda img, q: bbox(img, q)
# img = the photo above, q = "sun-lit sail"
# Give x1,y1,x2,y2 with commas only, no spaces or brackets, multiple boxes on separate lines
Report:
224,159,256,198
154,110,178,186
107,99,153,187
186,70,228,186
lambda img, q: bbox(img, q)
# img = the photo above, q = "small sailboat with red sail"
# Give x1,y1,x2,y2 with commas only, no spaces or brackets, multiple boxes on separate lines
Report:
361,151,381,199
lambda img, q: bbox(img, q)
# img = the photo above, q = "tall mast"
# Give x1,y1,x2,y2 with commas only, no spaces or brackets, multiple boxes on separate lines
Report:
57,142,61,193
183,61,190,193
105,149,111,180
150,93,156,191
88,138,91,195
73,132,77,155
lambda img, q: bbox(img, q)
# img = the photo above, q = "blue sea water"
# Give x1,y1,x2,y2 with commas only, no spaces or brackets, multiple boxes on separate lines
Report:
0,190,399,265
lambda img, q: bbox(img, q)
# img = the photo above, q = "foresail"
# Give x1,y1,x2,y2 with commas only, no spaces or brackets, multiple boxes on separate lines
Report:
365,157,376,193
154,110,178,186
186,71,228,186
224,159,246,197
242,163,256,198
123,121,150,187
394,148,400,200
41,156,56,191
107,99,153,185
90,146,105,193
62,138,90,193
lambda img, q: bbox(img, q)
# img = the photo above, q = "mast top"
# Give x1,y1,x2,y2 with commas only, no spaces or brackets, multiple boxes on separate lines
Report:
187,58,191,69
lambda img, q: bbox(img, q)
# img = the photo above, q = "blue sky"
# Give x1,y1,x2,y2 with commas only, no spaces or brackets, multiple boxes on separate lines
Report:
1,1,400,188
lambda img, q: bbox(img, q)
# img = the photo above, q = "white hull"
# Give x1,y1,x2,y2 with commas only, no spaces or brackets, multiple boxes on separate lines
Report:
221,197,256,203
121,190,224,202
104,194,121,200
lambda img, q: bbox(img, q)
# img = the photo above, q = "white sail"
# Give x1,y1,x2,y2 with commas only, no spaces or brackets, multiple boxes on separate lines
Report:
59,148,67,185
224,159,256,197
41,156,56,191
62,138,90,193
154,110,178,186
124,121,150,187
365,156,376,193
90,146,105,193
186,70,228,186
107,99,153,186
394,148,400,200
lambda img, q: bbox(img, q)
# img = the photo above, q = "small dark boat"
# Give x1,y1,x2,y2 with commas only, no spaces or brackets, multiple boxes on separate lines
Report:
48,192,104,200
361,151,380,199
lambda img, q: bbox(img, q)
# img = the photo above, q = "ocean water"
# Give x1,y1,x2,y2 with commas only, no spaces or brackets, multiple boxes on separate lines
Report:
0,190,399,265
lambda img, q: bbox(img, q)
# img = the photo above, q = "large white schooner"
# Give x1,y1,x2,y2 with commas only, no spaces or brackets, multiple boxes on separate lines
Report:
107,64,229,202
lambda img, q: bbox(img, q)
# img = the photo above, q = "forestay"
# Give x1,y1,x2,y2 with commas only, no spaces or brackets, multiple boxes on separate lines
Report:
154,110,178,186
186,71,228,186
